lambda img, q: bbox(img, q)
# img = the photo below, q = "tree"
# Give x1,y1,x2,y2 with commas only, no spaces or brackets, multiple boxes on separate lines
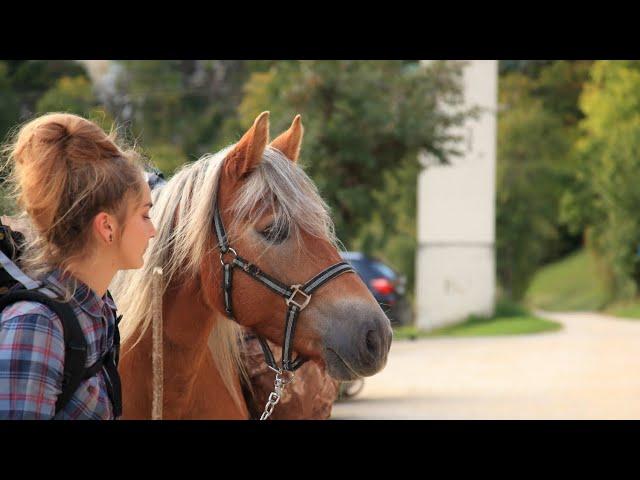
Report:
497,75,571,298
0,62,20,144
499,60,554,77
235,61,467,296
237,60,467,244
561,61,640,299
108,60,251,175
496,61,592,300
0,60,89,143
36,75,114,131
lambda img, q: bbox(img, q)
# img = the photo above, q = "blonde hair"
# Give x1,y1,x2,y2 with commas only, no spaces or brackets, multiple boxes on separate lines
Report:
1,112,145,299
112,146,248,408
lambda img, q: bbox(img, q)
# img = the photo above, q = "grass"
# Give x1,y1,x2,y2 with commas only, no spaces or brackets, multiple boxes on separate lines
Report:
605,299,640,319
524,249,611,311
393,301,562,340
523,247,640,320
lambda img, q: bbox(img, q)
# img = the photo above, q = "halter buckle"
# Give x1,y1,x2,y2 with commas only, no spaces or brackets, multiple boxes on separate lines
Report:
286,285,311,311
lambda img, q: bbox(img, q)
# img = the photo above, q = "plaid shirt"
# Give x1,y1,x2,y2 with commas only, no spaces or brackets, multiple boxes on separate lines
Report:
0,269,118,420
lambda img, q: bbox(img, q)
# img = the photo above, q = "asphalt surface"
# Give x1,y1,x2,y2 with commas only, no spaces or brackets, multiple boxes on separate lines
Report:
330,311,640,419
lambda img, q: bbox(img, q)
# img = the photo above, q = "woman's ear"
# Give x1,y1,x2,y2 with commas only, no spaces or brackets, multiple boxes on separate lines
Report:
94,212,115,244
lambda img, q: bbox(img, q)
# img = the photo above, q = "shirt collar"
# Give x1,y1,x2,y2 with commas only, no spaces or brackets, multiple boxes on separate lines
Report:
44,268,114,319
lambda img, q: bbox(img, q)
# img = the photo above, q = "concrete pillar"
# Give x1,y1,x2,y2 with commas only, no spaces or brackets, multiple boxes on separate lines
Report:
416,60,497,330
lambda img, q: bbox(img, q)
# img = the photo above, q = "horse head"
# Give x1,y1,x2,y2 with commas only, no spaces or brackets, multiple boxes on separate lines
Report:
212,111,392,380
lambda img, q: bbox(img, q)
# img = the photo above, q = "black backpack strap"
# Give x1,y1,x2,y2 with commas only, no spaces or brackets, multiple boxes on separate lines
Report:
104,290,121,367
103,290,122,417
0,289,87,416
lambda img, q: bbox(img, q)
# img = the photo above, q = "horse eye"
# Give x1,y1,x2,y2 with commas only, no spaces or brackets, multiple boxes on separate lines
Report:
259,223,289,244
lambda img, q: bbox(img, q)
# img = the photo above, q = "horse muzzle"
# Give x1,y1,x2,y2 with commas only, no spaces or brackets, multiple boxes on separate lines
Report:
319,299,393,381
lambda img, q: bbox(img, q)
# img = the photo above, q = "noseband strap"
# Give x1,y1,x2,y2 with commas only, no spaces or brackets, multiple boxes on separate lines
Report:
214,203,354,372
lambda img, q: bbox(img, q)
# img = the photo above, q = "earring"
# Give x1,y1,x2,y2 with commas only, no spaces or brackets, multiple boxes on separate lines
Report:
109,234,113,243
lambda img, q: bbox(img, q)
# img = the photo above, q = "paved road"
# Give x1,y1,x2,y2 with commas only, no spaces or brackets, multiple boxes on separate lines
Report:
330,311,640,419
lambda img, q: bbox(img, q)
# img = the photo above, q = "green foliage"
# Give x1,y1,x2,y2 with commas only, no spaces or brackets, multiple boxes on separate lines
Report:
427,314,561,337
0,62,20,144
561,61,640,299
0,181,16,215
496,64,589,300
0,60,89,142
524,248,611,311
533,61,594,127
5,60,86,100
606,298,640,319
393,299,562,339
141,143,188,178
113,60,250,160
350,159,420,297
499,60,554,77
237,61,467,295
37,76,95,112
35,75,114,131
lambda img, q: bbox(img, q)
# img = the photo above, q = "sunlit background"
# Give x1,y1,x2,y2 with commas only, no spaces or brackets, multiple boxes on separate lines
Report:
3,60,640,418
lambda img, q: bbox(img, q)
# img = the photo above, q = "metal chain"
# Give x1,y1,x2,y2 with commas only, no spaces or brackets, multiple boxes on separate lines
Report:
260,369,295,420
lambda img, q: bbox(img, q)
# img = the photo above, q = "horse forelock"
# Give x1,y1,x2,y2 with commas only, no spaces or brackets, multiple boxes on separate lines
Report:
227,146,338,259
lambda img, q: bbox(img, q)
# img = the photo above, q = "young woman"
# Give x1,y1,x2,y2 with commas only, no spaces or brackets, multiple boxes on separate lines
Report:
0,113,156,419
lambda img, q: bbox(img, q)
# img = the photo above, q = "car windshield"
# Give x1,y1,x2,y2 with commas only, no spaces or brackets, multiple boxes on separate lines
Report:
371,261,397,279
345,257,397,280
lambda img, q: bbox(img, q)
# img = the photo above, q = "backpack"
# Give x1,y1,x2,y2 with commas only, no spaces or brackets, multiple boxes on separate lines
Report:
0,218,122,418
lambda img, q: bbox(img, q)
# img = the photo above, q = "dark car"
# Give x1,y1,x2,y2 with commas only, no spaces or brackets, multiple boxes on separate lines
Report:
339,251,413,327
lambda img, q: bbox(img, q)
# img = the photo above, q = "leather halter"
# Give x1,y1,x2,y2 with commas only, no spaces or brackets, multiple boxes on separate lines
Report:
214,203,355,373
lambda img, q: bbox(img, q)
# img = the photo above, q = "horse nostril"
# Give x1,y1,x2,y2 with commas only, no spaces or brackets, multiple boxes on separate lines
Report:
365,329,380,357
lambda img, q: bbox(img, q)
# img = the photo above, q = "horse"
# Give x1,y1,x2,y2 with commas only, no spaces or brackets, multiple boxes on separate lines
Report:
111,112,393,419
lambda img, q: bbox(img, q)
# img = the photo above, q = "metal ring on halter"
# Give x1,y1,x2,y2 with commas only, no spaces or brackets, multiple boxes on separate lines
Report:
219,247,238,266
277,371,295,385
266,365,295,382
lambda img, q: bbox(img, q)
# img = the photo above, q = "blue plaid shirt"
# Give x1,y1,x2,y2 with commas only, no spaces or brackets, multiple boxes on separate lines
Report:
0,269,118,420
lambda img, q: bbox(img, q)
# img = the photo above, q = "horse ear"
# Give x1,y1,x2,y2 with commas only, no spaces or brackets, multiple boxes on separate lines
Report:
224,111,270,179
270,114,304,163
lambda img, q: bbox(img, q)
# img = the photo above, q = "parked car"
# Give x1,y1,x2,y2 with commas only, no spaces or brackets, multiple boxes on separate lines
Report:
339,251,413,327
